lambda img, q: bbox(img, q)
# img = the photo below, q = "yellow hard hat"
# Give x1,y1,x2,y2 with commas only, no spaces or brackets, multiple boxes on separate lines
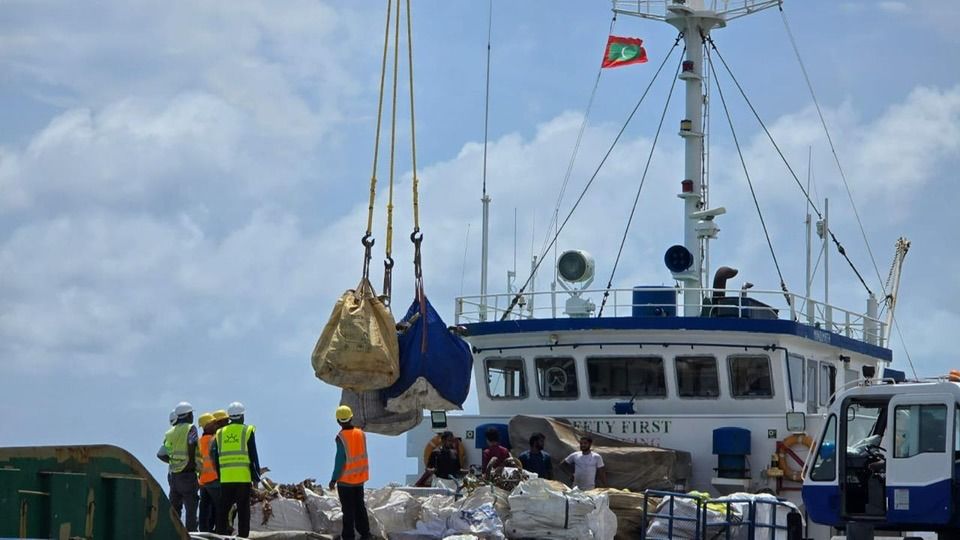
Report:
212,410,228,421
336,405,354,422
198,413,215,428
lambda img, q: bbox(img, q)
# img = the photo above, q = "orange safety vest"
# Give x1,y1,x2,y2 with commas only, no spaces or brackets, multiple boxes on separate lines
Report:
198,434,218,485
337,427,369,485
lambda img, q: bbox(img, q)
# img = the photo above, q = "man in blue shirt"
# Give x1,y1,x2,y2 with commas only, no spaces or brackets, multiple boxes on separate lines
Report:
518,432,552,479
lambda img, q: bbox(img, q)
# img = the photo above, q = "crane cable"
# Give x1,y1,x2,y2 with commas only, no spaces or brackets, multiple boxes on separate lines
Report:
706,41,792,307
597,48,684,317
501,33,684,321
362,0,395,282
383,0,402,305
705,36,874,298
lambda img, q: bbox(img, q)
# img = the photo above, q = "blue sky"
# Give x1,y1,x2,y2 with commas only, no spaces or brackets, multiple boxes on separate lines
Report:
1,0,958,488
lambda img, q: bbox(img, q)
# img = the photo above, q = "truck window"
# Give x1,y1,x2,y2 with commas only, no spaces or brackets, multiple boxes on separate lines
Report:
810,414,837,481
728,355,772,398
894,404,947,458
586,356,666,398
535,357,579,399
676,356,719,398
485,357,527,399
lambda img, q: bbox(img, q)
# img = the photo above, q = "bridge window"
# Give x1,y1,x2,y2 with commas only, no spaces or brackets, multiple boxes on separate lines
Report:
587,356,666,398
675,356,719,398
728,355,773,398
535,356,579,399
810,414,837,481
894,404,947,458
819,363,836,405
787,354,805,402
484,357,527,399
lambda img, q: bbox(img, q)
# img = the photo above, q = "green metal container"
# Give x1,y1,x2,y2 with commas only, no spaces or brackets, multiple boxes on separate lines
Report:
0,445,187,539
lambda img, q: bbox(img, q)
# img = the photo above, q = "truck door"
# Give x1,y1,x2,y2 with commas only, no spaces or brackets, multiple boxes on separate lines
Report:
885,393,953,525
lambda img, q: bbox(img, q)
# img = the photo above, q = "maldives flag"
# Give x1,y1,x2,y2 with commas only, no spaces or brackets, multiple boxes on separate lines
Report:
601,35,648,68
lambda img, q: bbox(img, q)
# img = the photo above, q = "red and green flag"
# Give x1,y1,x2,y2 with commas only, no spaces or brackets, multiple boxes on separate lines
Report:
601,35,648,68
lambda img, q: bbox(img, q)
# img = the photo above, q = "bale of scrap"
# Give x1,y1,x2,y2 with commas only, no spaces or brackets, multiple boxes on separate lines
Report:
504,479,616,540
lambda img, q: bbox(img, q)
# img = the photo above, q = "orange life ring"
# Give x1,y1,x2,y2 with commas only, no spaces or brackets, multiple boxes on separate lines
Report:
777,433,813,482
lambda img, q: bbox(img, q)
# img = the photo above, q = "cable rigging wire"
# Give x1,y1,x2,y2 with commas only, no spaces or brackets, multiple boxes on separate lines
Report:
706,42,792,307
780,6,887,299
597,50,684,317
538,13,619,270
500,34,684,320
704,36,874,298
481,0,493,200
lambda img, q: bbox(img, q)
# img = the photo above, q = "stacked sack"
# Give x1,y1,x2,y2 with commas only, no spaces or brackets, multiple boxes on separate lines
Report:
503,479,617,540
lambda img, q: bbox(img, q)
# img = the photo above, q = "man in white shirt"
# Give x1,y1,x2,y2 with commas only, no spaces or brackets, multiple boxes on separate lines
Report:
561,436,607,490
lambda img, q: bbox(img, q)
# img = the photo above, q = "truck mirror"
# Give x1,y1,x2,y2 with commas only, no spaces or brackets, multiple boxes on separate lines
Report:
786,412,806,432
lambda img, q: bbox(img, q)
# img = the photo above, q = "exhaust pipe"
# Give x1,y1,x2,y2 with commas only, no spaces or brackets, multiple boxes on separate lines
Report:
712,266,739,298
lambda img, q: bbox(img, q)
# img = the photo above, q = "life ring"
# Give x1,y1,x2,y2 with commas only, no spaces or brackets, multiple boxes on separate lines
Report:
777,433,813,482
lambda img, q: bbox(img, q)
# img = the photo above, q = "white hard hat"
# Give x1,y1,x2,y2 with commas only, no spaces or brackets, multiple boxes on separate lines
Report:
174,401,193,416
168,410,177,425
227,401,245,418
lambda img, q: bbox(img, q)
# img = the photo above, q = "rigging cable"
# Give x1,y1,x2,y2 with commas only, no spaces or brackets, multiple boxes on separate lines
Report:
705,36,874,297
362,0,395,281
780,6,887,298
500,33,684,321
706,42,792,307
597,49,684,317
538,13,618,270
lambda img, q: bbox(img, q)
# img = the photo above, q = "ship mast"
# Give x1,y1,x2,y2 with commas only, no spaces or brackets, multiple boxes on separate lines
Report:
613,0,780,314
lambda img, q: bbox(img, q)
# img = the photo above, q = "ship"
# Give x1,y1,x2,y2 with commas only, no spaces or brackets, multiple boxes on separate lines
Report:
404,1,911,537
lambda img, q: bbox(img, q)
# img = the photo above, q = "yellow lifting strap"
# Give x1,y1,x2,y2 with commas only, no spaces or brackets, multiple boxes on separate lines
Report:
406,0,420,234
362,0,394,281
382,0,401,301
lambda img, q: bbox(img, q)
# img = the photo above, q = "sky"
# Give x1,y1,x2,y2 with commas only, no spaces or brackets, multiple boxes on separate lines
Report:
1,0,959,488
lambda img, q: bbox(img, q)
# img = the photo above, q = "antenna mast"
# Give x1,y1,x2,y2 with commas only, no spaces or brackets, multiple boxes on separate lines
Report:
613,0,780,314
479,0,494,321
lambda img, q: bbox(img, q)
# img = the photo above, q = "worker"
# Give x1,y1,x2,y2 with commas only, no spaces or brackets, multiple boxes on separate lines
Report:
518,432,553,479
423,432,467,470
158,401,200,531
426,431,465,484
212,401,261,538
481,426,511,472
197,412,220,533
561,436,607,490
328,405,372,540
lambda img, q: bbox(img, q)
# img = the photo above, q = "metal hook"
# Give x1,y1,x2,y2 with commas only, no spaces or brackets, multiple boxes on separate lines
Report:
361,233,375,248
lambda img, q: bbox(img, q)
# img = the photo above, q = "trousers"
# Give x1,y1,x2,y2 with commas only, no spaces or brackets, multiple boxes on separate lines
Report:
217,482,251,537
199,483,220,533
337,483,371,540
169,471,199,531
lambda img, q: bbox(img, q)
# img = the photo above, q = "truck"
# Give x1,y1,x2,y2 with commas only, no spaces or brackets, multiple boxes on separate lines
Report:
802,373,960,539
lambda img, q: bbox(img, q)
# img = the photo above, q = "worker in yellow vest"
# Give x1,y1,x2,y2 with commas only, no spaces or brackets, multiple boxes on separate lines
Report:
211,401,261,538
328,405,371,540
196,412,220,533
158,401,200,531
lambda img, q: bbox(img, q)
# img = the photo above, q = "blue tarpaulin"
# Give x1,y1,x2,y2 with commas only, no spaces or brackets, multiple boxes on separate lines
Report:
383,296,472,410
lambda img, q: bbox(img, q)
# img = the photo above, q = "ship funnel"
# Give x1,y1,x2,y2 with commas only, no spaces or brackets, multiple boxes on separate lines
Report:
712,266,739,298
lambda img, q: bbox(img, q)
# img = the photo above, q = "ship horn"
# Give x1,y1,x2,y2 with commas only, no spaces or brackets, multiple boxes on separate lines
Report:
712,266,739,298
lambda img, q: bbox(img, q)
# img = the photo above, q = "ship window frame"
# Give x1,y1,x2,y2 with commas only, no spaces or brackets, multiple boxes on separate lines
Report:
727,354,774,399
585,355,667,399
675,355,721,399
483,356,528,400
534,355,580,400
787,353,805,403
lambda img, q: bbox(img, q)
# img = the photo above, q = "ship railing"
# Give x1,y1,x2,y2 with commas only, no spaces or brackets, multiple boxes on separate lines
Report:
612,0,782,22
455,287,886,347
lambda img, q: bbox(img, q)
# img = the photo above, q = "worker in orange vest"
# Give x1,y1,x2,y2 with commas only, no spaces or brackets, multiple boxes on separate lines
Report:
196,412,220,533
328,405,371,540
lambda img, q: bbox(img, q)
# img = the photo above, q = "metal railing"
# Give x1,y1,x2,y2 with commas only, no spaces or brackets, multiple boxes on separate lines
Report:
640,490,800,540
454,287,886,347
612,0,781,21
